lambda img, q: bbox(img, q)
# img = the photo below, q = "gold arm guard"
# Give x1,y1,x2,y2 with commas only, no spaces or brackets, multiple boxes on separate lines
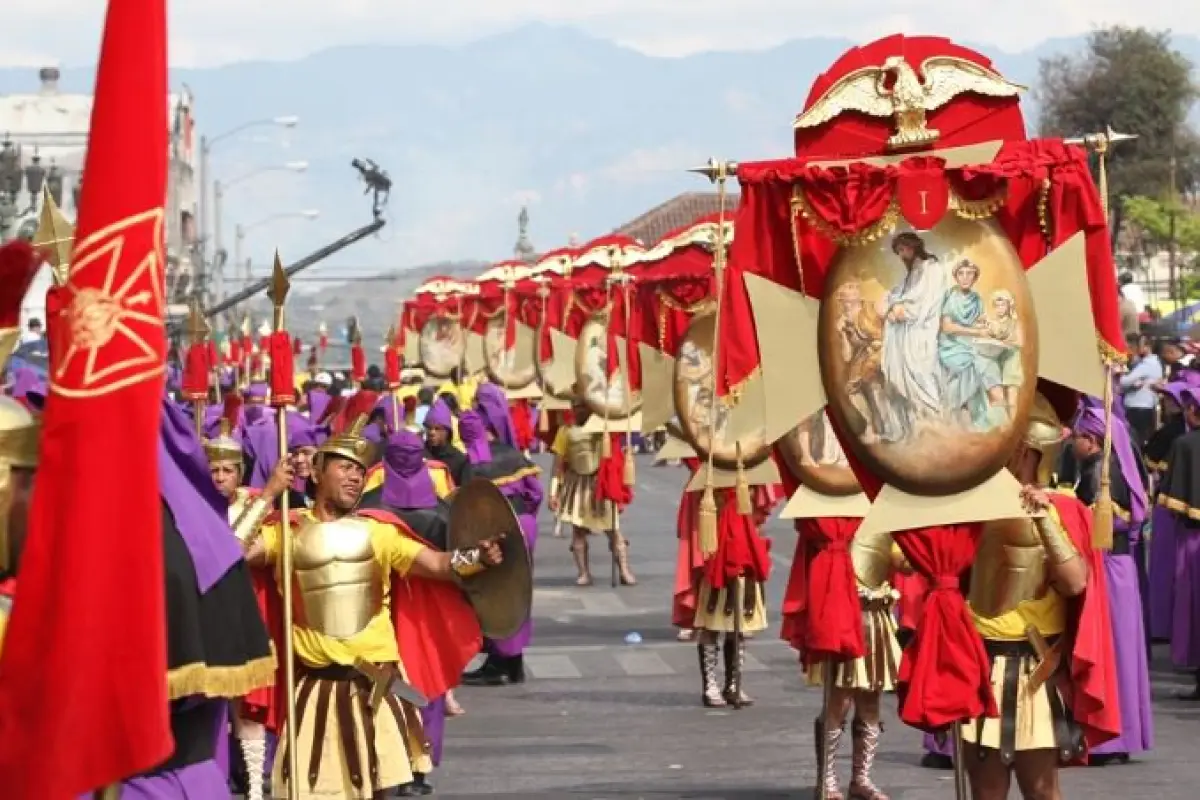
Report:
450,547,487,579
1034,509,1078,566
232,497,273,545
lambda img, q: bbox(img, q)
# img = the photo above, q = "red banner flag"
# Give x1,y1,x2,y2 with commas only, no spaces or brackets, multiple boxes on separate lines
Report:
0,0,173,795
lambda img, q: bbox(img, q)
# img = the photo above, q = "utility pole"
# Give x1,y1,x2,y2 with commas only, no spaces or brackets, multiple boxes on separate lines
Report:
1168,142,1179,309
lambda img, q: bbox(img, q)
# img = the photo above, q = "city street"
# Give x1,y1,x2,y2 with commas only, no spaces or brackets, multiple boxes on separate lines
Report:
434,453,1200,799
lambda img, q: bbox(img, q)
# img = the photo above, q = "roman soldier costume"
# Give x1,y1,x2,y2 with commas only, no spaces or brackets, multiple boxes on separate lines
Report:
246,420,487,798
961,394,1119,782
548,392,636,587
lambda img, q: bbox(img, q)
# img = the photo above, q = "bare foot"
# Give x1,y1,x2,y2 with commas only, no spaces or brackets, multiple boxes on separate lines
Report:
446,691,465,717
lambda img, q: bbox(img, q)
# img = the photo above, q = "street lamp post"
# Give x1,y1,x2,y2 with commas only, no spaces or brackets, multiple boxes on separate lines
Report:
212,160,308,302
196,115,299,302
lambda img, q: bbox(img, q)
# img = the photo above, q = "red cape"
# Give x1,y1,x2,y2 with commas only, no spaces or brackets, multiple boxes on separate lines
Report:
1049,492,1122,759
249,508,482,733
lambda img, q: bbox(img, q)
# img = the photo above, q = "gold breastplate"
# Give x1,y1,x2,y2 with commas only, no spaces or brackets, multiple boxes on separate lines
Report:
291,517,383,639
565,428,600,476
850,527,895,590
968,518,1047,618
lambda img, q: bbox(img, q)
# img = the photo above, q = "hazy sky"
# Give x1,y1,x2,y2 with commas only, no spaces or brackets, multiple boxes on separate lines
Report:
1,1,1192,68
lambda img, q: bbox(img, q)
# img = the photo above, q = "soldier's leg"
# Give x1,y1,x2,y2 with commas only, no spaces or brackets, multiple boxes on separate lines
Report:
696,629,725,707
963,742,1012,800
1011,749,1062,800
570,526,592,586
606,528,637,585
848,690,888,800
232,702,268,800
816,685,853,800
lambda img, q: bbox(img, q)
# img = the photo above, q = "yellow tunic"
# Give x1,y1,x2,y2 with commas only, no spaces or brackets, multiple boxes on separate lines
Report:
260,511,426,668
551,426,569,458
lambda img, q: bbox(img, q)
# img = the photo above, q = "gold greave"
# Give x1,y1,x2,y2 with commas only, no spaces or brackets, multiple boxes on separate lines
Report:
849,718,888,800
815,717,845,800
610,535,637,585
698,642,725,707
1035,513,1079,565
571,536,591,585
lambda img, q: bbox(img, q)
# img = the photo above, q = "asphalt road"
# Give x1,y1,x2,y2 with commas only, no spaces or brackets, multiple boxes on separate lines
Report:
432,453,1200,799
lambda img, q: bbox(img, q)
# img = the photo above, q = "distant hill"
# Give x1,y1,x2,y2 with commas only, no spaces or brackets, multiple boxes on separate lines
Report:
3,26,1197,304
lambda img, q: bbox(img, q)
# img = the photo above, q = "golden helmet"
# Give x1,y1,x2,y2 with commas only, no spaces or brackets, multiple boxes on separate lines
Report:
315,413,373,469
202,418,242,466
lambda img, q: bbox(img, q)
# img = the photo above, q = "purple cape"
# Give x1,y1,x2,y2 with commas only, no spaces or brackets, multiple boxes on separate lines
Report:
158,397,243,593
382,430,438,509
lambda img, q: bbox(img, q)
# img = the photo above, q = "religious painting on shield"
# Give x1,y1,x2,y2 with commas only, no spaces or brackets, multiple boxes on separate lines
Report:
672,311,769,469
818,216,1038,495
484,311,536,389
575,313,640,418
419,316,465,378
777,409,860,497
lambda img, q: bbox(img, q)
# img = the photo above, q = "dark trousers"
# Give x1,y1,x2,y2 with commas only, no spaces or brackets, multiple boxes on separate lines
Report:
1126,406,1156,445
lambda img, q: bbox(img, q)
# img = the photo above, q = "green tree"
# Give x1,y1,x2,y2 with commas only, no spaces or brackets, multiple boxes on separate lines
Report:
1037,27,1199,238
1122,195,1200,298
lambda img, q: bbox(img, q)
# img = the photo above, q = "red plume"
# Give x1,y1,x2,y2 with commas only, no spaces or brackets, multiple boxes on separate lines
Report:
0,240,41,328
384,347,401,387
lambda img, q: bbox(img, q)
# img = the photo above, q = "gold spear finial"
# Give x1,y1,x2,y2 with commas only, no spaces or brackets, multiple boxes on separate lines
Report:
33,186,75,285
185,298,210,346
688,158,739,183
268,251,290,331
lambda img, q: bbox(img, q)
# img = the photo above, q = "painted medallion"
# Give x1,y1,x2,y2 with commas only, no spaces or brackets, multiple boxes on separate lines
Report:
672,312,769,469
574,313,641,418
817,217,1037,495
418,316,466,378
484,311,536,390
777,409,861,496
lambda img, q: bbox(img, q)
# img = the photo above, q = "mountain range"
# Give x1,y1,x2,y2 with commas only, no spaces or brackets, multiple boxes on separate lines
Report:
2,25,1198,339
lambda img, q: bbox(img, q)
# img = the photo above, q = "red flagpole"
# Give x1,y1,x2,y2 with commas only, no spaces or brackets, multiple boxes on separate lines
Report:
0,0,173,796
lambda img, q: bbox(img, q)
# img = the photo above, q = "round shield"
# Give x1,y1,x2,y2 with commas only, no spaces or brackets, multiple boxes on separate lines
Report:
419,317,465,378
817,217,1037,496
776,409,861,497
533,320,572,401
484,311,536,390
672,312,770,470
447,477,532,639
573,312,642,418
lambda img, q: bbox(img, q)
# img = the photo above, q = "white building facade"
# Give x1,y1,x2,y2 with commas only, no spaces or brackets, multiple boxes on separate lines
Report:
0,66,198,330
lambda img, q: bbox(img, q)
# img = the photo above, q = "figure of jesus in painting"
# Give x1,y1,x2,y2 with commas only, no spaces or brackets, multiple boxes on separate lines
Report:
880,232,946,441
937,259,1004,431
835,281,896,444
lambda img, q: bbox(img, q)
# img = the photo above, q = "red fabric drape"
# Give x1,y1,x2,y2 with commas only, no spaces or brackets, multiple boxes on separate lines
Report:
350,343,366,383
268,332,295,405
1049,493,1121,755
702,491,771,590
510,399,534,450
0,1,174,793
594,433,632,508
384,348,401,387
181,343,209,400
893,523,995,730
793,517,865,666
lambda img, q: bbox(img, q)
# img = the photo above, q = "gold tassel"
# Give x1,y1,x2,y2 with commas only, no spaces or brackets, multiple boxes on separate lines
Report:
623,442,636,486
735,442,752,516
538,404,549,433
600,420,612,459
1093,365,1115,550
698,477,718,559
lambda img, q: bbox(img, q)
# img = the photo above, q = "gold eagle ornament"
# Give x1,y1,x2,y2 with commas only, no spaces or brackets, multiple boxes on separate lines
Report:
794,55,1025,151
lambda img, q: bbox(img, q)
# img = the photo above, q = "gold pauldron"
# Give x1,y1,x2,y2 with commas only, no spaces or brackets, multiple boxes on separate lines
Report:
450,547,487,579
1035,513,1078,565
232,497,273,545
